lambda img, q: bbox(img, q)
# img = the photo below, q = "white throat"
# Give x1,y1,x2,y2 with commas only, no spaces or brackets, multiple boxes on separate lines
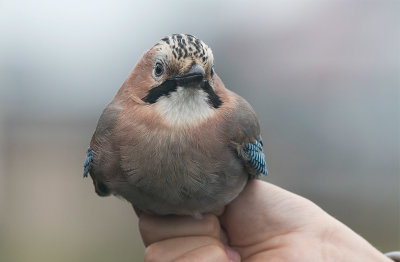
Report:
155,86,215,127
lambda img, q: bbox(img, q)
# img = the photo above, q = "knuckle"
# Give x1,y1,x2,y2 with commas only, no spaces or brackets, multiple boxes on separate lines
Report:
144,243,163,262
202,214,221,238
138,214,155,246
138,221,150,245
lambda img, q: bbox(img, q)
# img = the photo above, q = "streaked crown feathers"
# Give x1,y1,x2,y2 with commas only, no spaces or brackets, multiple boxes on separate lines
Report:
153,34,214,76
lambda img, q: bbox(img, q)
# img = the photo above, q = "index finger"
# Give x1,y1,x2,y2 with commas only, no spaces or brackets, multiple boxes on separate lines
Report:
139,213,221,247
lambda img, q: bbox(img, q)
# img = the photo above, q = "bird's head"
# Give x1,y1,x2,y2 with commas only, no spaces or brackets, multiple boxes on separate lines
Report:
122,34,224,127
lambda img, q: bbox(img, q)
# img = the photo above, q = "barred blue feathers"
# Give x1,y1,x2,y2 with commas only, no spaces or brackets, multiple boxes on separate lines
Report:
244,140,268,175
83,146,93,178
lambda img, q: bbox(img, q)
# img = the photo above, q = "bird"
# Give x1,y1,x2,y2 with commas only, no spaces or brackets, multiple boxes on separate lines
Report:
83,34,267,218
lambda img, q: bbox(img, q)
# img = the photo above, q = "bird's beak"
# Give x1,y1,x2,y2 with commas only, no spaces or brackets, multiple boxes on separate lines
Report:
173,63,205,87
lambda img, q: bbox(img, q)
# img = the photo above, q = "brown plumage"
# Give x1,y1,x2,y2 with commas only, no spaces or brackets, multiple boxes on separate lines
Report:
84,34,267,218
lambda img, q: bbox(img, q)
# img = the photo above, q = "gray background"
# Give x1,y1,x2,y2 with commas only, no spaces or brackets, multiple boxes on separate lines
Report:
0,0,399,261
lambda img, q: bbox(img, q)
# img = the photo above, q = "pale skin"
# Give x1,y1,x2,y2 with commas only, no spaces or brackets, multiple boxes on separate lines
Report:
139,180,391,262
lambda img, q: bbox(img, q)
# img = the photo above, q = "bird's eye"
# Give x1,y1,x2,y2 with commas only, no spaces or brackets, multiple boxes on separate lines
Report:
154,62,164,77
211,66,215,77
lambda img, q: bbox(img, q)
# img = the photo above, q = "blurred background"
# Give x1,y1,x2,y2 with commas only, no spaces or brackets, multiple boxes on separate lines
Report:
0,0,399,261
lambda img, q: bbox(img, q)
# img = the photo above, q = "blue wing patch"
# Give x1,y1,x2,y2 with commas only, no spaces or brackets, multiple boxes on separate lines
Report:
243,140,268,175
83,146,93,178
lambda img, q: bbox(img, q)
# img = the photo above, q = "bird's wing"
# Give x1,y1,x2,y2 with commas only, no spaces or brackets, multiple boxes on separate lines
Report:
83,146,93,178
83,103,122,196
229,95,268,177
242,139,268,175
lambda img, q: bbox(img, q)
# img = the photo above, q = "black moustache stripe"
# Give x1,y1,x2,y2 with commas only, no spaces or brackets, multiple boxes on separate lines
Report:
142,80,223,109
142,79,178,104
202,81,222,108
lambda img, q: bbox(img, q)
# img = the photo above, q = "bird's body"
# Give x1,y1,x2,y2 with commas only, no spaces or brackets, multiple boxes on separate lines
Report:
84,34,267,217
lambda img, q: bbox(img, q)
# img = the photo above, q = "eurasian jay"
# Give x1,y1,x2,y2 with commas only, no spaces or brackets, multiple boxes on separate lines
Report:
84,34,267,218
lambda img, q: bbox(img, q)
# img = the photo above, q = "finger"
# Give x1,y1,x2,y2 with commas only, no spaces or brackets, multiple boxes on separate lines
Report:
174,245,233,262
220,179,324,260
221,179,320,243
140,214,220,246
144,236,225,262
224,246,241,262
220,179,294,245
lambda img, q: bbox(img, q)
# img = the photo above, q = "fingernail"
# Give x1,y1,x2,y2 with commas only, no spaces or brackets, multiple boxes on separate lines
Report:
225,246,240,262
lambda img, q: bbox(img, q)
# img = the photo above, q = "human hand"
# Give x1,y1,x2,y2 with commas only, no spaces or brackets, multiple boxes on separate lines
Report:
139,213,239,261
139,180,391,261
